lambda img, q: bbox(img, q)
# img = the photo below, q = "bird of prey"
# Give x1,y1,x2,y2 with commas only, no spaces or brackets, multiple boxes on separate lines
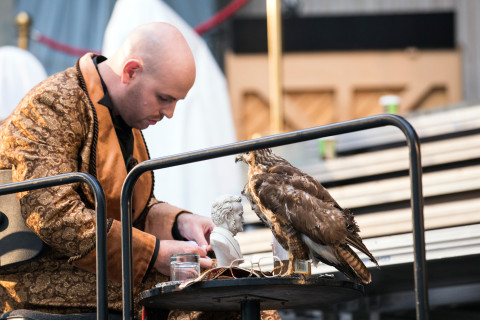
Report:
235,148,379,284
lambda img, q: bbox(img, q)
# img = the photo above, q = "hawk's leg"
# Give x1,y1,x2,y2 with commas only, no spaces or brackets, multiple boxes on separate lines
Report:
286,252,295,275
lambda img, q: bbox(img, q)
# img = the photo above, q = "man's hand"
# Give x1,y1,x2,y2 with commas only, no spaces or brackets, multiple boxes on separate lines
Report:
145,207,216,276
145,205,215,248
176,213,215,250
154,240,213,275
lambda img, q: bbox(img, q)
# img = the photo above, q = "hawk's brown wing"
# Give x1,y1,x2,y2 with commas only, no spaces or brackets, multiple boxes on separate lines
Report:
266,165,378,265
241,187,279,239
251,172,348,247
268,164,340,206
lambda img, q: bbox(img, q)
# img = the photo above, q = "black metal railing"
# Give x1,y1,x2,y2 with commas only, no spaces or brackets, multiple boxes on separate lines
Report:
121,114,429,320
0,172,107,320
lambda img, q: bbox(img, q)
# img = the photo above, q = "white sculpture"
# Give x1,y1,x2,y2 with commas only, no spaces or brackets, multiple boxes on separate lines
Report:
210,195,244,267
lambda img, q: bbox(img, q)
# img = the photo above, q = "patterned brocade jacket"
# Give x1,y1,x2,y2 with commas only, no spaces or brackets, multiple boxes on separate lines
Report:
0,54,183,314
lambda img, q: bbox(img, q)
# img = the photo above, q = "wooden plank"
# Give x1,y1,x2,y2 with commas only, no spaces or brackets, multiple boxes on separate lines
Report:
240,224,480,274
330,165,480,208
237,198,480,255
236,228,273,255
314,224,480,273
243,135,480,223
355,197,480,238
243,165,480,224
305,134,480,183
335,104,480,152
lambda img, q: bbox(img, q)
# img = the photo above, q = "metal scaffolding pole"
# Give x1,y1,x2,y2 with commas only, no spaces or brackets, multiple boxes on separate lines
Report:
266,0,284,133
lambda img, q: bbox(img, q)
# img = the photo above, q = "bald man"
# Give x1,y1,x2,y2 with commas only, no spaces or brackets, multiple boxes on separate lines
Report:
0,22,216,318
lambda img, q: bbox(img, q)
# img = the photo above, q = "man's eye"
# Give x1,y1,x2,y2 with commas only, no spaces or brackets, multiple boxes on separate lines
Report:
158,96,169,102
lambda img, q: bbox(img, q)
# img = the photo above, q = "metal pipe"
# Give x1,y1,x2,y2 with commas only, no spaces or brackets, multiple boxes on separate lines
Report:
121,114,428,320
0,172,107,320
266,0,284,133
241,299,260,320
14,12,30,50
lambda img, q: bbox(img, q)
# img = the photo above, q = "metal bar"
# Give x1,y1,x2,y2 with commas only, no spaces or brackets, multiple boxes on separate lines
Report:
121,114,428,320
241,299,261,320
15,11,30,50
0,172,107,320
266,0,284,133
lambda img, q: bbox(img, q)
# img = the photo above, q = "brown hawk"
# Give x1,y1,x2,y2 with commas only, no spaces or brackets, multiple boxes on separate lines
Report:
235,148,379,284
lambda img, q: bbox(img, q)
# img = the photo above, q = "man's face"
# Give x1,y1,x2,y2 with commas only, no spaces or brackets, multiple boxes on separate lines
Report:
231,202,244,234
116,60,195,130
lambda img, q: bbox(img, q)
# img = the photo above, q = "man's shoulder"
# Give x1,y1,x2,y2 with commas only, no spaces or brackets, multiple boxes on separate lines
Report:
24,66,86,110
3,64,93,132
36,66,79,92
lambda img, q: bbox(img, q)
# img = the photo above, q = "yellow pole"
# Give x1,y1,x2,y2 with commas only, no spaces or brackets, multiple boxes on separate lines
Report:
266,0,284,133
15,11,30,50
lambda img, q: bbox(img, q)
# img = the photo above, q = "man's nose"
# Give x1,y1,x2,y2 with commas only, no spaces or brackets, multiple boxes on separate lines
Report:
164,103,176,119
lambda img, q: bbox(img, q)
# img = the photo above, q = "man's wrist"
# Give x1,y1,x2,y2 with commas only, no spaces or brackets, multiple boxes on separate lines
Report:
143,238,160,282
171,211,190,240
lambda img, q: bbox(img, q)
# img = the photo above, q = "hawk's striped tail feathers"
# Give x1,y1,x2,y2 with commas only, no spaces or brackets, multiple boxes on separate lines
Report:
333,245,372,284
303,235,372,284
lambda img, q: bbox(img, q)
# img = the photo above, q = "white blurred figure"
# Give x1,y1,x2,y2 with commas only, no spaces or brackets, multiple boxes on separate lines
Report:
102,0,242,216
0,46,47,119
210,194,244,267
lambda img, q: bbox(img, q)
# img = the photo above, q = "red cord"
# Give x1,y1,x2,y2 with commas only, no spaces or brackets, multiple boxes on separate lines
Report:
194,0,250,35
33,31,101,56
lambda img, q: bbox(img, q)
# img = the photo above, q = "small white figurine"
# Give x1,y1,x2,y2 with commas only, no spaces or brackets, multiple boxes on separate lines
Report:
210,194,244,267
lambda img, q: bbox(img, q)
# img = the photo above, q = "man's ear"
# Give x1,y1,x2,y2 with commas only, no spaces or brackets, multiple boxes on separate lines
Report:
121,59,143,84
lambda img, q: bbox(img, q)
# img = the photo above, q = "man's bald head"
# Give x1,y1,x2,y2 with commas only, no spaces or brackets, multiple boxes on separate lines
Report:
100,22,196,129
111,23,193,73
108,22,195,84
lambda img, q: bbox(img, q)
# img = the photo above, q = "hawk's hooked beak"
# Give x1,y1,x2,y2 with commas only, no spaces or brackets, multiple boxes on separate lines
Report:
235,154,244,163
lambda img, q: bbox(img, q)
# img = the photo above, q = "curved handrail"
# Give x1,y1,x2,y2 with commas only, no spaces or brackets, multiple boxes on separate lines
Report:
121,114,429,320
0,172,107,320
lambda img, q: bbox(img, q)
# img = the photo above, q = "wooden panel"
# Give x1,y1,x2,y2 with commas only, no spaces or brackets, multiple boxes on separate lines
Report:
238,197,480,253
240,90,336,140
353,87,403,118
242,92,269,138
225,50,462,141
284,90,335,130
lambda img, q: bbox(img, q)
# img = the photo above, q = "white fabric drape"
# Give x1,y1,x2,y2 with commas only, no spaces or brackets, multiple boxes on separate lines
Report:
102,0,243,217
0,46,48,119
